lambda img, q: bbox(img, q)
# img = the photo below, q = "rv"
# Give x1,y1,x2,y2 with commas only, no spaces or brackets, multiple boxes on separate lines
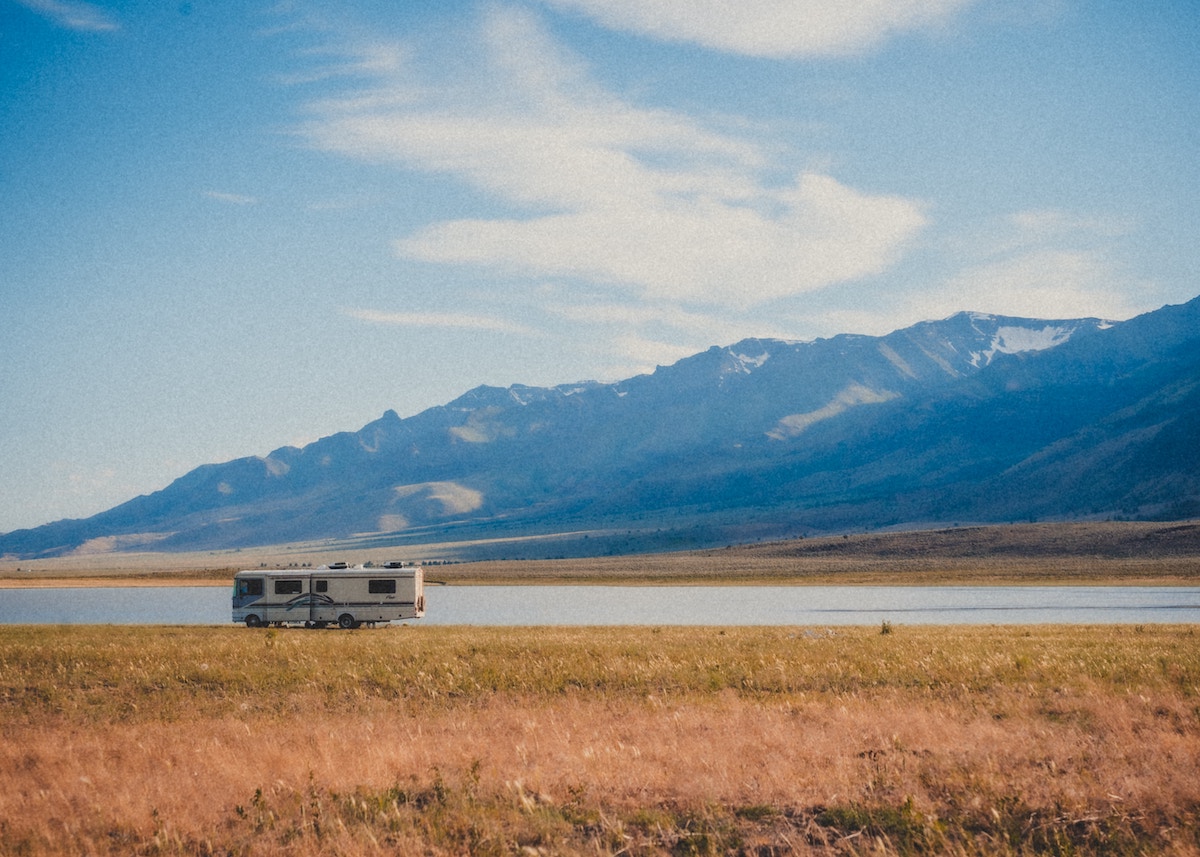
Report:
232,563,424,629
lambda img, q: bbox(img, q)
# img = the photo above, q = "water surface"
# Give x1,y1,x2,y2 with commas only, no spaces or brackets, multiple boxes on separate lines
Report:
1,585,1198,626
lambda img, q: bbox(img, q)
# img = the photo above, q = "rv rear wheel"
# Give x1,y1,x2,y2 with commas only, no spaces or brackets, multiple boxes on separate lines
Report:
337,613,356,630
244,615,262,628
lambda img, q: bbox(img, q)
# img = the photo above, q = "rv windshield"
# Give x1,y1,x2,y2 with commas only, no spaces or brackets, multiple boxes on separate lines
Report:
235,578,263,597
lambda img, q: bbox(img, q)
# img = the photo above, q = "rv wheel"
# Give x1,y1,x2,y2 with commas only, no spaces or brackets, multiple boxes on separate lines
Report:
245,615,262,628
337,613,356,630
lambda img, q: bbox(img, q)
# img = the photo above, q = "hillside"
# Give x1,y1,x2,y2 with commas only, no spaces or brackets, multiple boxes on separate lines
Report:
3,520,1198,588
427,520,1200,585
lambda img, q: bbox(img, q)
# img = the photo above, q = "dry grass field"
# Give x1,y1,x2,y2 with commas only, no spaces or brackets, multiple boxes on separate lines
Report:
1,623,1198,855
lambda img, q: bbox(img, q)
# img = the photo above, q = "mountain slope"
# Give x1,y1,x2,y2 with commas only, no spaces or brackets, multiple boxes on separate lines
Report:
2,299,1196,560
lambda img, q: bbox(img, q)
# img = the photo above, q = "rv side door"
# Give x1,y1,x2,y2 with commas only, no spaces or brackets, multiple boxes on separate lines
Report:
268,577,306,623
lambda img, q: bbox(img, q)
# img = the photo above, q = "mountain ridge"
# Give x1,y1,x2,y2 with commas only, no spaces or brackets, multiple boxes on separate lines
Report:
2,298,1197,561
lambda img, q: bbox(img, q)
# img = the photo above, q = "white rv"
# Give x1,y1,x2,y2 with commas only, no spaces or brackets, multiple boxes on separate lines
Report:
232,563,424,629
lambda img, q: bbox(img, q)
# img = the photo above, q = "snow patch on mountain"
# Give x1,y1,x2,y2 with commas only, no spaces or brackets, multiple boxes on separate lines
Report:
997,324,1075,353
723,347,771,377
969,325,1076,368
734,349,770,370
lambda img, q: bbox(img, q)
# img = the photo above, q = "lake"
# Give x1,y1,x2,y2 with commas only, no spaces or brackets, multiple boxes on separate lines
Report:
1,584,1198,625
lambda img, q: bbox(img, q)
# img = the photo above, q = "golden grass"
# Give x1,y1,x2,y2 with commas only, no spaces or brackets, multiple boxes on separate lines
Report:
1,624,1198,855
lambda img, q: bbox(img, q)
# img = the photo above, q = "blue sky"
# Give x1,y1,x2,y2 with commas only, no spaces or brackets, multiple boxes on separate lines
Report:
1,0,1198,534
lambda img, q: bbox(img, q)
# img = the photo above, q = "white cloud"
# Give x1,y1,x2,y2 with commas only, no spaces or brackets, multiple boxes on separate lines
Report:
397,172,925,306
203,190,259,205
278,42,410,87
795,207,1156,336
1007,208,1131,242
546,298,794,341
343,308,537,335
537,0,974,58
612,332,701,369
910,209,1152,322
16,0,118,31
544,295,805,376
301,6,926,308
934,249,1147,320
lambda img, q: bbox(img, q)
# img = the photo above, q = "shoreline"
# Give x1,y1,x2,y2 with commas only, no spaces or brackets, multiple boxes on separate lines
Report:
0,576,230,589
3,573,1199,588
2,563,1199,588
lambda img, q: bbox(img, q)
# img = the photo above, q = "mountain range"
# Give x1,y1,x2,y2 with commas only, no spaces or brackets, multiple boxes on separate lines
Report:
4,295,1198,561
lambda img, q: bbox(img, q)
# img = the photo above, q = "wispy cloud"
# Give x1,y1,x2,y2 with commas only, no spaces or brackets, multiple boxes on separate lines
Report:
298,5,927,309
936,250,1145,321
546,297,801,344
396,172,925,307
536,0,974,57
16,0,118,32
1006,208,1131,243
203,190,259,205
912,208,1150,322
277,42,410,87
611,332,701,370
343,308,537,335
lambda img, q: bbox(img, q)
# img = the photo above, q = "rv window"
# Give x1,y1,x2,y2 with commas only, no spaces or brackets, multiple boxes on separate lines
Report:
238,578,264,596
275,579,303,595
368,579,396,594
315,580,328,593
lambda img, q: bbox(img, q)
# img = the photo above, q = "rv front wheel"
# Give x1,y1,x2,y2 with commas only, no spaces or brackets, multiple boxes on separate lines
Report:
337,613,356,630
245,615,262,628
